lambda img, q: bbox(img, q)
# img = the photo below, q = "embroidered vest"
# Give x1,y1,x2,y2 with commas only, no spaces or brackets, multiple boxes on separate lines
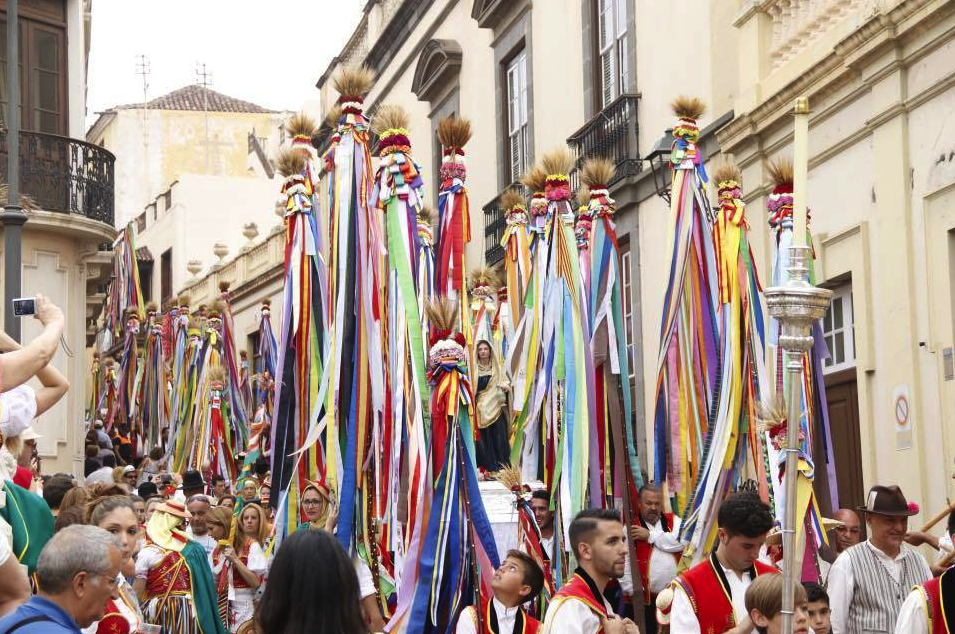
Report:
919,567,955,634
95,599,130,634
635,513,680,605
145,547,192,598
676,553,779,634
232,541,256,590
549,572,609,633
844,542,931,634
465,594,542,634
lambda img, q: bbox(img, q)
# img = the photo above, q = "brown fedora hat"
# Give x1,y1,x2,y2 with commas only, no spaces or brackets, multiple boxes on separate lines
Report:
857,485,918,517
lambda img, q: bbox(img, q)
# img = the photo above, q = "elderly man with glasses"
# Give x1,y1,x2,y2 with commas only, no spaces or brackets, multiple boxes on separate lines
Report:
0,525,122,633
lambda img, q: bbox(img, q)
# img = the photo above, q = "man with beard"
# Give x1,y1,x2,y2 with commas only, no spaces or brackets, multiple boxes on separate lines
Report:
542,509,638,634
622,484,684,634
828,485,931,634
530,490,555,559
670,492,778,634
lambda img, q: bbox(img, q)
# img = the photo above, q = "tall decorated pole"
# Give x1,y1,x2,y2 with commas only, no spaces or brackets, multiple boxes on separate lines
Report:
763,97,831,634
269,111,331,542
105,222,146,344
110,307,142,431
133,303,169,456
218,282,250,453
652,97,720,518
245,299,277,474
370,103,428,607
323,66,385,562
678,162,770,568
402,298,500,634
498,188,531,349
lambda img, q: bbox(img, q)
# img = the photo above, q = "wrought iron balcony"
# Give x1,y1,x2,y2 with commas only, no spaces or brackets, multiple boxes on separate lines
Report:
0,130,115,226
567,94,640,192
482,183,529,267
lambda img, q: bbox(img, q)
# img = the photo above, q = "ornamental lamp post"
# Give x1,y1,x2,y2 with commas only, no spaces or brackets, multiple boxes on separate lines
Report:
643,128,675,203
762,96,832,634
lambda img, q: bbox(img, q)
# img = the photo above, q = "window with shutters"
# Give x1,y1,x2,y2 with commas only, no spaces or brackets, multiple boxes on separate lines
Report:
597,0,630,109
504,50,528,184
822,283,855,374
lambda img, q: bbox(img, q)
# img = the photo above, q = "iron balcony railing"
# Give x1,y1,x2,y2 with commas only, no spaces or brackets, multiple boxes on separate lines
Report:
0,130,115,226
567,93,640,192
482,183,529,266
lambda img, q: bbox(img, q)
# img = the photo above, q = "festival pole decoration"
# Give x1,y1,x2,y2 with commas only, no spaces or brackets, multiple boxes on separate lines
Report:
133,302,169,455
677,162,770,568
575,186,592,299
652,97,721,517
762,97,831,634
369,104,430,599
321,66,386,561
170,316,204,472
245,299,277,473
401,298,500,634
87,352,101,422
416,206,437,355
105,222,146,343
581,157,643,504
109,307,143,431
467,267,499,350
499,188,532,326
217,282,250,452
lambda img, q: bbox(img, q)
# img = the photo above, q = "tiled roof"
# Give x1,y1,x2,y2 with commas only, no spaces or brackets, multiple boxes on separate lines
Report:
116,85,275,114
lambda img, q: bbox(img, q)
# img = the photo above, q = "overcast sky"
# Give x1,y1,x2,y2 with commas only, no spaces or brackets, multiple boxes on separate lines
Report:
86,0,362,129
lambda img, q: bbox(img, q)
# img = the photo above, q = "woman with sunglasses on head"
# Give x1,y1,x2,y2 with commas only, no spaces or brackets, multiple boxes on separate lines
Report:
82,493,144,634
212,503,268,633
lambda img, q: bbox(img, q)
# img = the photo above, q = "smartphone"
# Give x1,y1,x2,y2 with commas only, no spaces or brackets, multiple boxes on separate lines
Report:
12,297,35,316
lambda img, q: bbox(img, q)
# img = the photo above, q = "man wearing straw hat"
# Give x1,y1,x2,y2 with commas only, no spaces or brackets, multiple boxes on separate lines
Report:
827,485,931,634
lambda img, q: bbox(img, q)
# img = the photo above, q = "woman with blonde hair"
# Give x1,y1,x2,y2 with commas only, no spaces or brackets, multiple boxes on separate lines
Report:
211,503,268,632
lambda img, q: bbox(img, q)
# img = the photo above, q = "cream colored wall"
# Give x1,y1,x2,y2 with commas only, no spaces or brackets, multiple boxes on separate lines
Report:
67,0,86,138
137,173,281,299
91,109,285,227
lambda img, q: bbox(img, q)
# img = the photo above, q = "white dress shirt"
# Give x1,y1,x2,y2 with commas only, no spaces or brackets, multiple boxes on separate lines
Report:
828,540,930,634
542,588,613,634
670,559,753,634
457,597,520,634
894,586,929,634
621,515,684,596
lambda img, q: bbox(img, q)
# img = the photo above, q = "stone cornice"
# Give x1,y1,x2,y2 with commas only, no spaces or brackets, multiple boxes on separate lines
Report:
411,39,463,103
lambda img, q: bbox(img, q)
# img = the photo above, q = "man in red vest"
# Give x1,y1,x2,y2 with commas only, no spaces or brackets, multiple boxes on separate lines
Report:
543,508,638,634
457,549,545,634
894,508,955,633
623,483,684,634
670,492,778,634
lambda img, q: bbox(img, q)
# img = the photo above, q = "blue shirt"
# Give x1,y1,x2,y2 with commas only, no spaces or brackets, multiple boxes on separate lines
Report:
0,596,81,634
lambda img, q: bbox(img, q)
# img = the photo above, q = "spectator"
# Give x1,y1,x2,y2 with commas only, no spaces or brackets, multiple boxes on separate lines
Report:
218,495,237,511
257,529,368,634
456,549,544,634
42,475,75,517
119,466,137,490
59,487,92,514
53,507,84,533
530,490,555,556
0,524,122,633
211,475,228,501
186,495,216,558
0,533,30,618
0,294,65,393
136,481,158,503
830,509,862,555
139,447,164,483
212,503,268,630
143,497,162,525
803,582,831,634
130,495,147,526
744,574,809,634
181,470,206,500
83,445,101,478
85,494,143,633
91,420,112,451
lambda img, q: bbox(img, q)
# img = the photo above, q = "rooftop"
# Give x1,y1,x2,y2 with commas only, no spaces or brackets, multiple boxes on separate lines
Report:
114,85,276,114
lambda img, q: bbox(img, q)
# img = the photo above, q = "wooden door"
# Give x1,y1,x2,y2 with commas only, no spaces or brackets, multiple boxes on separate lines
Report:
824,370,865,516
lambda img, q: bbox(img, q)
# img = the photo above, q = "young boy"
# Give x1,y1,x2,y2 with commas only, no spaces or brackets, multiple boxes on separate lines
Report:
457,550,545,634
802,582,831,634
744,574,810,634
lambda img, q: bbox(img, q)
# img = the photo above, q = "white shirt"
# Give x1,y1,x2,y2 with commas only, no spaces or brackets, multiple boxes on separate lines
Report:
542,582,613,634
541,534,555,560
670,559,753,634
356,557,376,599
828,540,930,634
895,586,929,634
0,531,10,567
621,516,684,596
937,533,953,562
187,529,216,558
0,385,36,438
456,597,520,634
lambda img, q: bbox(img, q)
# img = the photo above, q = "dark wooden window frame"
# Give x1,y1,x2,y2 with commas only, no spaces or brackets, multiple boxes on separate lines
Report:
160,248,173,306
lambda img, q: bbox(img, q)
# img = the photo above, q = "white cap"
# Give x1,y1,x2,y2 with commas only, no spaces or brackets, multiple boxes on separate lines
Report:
20,426,41,441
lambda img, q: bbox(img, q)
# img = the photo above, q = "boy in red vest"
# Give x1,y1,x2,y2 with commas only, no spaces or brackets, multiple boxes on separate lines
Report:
457,549,545,634
895,508,955,633
543,508,639,634
670,492,777,634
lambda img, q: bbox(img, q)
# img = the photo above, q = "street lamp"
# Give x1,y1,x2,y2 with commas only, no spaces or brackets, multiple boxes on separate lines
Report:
643,128,675,204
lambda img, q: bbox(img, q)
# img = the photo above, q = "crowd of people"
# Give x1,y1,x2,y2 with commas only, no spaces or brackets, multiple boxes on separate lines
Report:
2,296,955,634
